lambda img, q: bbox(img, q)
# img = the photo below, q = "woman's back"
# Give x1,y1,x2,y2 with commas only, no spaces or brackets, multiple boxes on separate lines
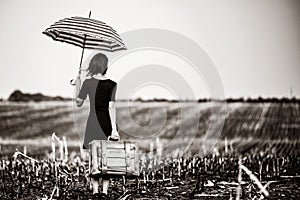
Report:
78,77,117,112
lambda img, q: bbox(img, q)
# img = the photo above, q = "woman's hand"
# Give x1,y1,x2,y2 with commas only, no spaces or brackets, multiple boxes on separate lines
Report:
110,130,120,141
75,75,81,86
70,75,81,86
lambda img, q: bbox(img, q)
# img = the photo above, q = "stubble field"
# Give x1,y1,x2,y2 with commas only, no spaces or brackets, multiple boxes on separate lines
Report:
0,101,299,199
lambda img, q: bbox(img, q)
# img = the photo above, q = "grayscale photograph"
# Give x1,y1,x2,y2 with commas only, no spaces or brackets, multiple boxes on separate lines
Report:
0,0,299,199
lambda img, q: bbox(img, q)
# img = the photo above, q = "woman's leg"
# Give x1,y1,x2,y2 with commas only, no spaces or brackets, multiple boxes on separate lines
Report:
102,178,110,194
82,148,90,162
91,177,99,194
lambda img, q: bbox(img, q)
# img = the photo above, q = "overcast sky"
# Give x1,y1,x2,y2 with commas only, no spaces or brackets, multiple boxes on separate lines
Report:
0,0,299,100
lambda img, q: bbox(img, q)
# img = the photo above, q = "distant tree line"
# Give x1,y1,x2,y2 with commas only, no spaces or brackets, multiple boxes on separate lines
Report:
5,90,300,103
223,97,300,103
8,90,72,102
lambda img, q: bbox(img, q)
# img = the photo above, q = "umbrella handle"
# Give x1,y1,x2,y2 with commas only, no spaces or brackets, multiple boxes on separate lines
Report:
70,72,81,86
70,79,76,86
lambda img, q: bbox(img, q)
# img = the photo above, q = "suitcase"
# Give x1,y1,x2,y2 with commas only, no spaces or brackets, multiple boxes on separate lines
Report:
89,140,139,177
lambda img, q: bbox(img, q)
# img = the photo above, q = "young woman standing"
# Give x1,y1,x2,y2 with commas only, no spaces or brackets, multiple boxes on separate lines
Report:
75,53,119,198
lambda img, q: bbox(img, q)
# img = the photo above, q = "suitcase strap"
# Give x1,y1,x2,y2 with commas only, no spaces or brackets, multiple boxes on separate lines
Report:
101,141,107,175
125,141,133,176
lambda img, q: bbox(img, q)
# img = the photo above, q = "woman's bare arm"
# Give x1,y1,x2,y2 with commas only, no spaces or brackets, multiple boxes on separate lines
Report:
75,76,84,107
109,101,119,138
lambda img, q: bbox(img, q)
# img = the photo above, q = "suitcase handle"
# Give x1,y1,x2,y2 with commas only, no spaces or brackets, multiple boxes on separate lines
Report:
107,136,120,141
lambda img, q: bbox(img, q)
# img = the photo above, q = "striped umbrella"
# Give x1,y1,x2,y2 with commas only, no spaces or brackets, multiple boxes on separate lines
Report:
43,11,126,80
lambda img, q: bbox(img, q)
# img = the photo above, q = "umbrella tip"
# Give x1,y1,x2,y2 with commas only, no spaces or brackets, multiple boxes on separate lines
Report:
89,11,91,18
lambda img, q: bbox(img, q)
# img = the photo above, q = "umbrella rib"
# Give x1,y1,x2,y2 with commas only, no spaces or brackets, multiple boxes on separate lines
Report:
58,18,117,34
49,22,121,39
45,33,122,50
49,31,123,47
45,27,124,45
79,34,87,73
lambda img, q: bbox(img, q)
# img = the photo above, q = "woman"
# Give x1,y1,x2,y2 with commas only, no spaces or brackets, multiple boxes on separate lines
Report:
75,53,119,198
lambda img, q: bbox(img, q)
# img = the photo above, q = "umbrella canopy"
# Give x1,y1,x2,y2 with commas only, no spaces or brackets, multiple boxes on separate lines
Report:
43,12,126,81
43,16,126,51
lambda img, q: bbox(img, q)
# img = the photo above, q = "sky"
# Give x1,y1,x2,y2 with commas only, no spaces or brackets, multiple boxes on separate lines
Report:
0,0,299,100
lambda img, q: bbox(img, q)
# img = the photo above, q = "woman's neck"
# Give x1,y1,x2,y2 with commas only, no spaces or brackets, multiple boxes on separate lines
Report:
92,74,108,80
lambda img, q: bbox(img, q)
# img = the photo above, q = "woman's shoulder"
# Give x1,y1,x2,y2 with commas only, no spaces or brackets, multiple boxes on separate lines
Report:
85,77,116,86
108,79,117,85
82,78,94,85
101,78,117,85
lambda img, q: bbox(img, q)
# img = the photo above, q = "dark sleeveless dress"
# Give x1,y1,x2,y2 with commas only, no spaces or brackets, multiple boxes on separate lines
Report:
78,78,117,149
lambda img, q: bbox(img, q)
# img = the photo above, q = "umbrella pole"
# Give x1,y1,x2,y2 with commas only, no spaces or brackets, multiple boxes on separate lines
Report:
78,37,86,75
78,11,91,75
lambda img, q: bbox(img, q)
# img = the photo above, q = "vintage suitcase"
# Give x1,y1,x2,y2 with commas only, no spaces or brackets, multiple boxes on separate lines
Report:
89,140,139,177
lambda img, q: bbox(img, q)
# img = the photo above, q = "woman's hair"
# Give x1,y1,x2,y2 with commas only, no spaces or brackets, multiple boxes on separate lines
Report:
87,53,108,76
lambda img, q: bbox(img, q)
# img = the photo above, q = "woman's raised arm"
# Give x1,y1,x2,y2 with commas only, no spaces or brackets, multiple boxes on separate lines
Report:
75,76,84,107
